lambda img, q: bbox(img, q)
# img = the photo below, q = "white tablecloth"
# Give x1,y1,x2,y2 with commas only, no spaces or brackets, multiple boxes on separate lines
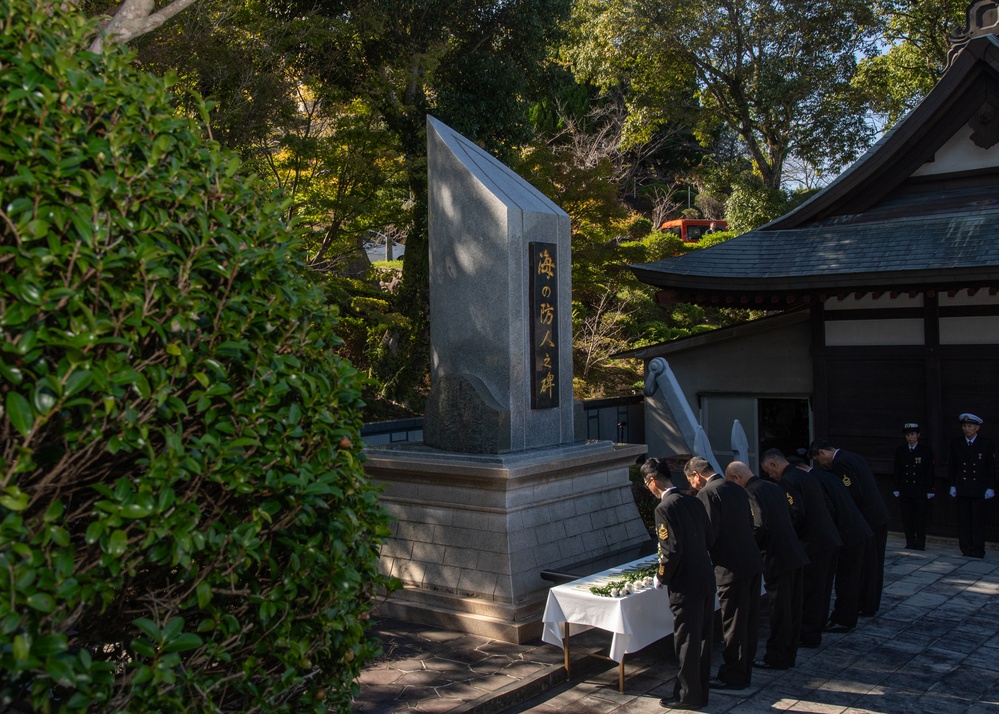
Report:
541,555,673,662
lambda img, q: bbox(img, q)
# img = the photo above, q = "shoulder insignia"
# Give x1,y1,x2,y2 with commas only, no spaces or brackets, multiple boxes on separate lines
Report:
842,475,852,487
786,492,794,506
658,523,669,541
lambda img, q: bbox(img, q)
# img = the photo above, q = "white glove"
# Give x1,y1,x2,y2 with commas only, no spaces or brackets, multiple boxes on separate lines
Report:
950,486,957,497
892,491,900,498
986,489,995,500
654,575,665,590
926,492,935,499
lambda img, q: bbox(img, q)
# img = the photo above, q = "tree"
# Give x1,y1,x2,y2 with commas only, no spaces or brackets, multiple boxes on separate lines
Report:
262,95,408,272
566,0,882,189
853,0,967,127
0,4,391,710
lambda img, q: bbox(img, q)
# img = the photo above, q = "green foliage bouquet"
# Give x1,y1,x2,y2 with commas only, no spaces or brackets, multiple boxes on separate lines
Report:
0,2,392,711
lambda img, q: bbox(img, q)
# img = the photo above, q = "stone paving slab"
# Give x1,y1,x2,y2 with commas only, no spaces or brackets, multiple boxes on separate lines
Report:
353,534,999,713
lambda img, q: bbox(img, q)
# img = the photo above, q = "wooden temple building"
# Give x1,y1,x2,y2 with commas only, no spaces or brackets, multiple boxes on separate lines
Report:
625,1,999,540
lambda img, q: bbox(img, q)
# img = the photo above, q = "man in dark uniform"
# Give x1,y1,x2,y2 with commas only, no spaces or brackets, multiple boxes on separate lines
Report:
642,458,715,711
788,455,872,633
685,456,764,690
808,439,889,616
725,461,808,670
948,413,997,558
893,422,935,550
761,449,841,648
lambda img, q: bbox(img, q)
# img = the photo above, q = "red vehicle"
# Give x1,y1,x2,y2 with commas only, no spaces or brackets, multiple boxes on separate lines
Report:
659,218,727,243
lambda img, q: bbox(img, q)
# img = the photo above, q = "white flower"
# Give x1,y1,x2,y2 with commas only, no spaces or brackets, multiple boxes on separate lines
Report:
611,588,621,598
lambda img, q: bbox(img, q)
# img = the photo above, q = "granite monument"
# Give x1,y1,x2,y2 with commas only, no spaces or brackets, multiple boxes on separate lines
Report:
363,117,648,642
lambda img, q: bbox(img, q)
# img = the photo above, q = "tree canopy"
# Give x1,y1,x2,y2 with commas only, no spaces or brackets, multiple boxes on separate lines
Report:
62,0,974,406
566,0,882,188
853,0,967,127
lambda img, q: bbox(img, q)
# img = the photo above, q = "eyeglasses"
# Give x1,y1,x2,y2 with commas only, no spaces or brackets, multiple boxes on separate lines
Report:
643,477,654,487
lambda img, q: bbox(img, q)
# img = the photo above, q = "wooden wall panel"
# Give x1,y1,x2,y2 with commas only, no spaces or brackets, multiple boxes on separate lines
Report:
817,351,999,543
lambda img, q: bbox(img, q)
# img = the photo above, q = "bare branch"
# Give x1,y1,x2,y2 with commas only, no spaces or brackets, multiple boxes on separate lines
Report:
575,288,635,379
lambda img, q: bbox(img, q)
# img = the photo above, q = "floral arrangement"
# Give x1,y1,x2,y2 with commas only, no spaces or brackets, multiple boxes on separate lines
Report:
588,562,659,597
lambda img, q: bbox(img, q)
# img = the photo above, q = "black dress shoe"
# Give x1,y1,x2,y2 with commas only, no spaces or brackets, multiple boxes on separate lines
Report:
858,610,876,617
798,638,821,648
708,678,747,690
659,697,705,710
753,659,790,670
825,622,853,633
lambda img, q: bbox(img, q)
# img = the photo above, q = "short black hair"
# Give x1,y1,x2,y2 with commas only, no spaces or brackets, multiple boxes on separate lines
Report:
640,457,672,486
641,457,689,489
807,439,835,459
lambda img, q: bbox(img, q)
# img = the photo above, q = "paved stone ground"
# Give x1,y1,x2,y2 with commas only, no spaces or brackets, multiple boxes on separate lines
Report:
354,534,999,713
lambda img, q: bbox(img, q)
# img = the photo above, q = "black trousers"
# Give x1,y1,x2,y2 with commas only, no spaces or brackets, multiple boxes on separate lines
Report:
830,538,867,628
715,573,761,686
762,567,803,668
899,494,928,549
670,591,714,707
859,525,887,615
956,496,986,557
799,543,837,646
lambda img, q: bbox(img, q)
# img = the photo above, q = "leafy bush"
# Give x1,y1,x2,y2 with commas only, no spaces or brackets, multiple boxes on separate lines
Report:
624,215,654,241
725,177,791,233
642,232,693,262
0,3,391,712
628,466,656,532
697,229,737,248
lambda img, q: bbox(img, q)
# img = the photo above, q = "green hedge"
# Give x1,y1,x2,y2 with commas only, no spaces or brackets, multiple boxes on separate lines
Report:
0,3,392,712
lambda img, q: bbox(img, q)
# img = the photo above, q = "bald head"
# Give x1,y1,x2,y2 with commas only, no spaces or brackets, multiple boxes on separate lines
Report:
724,461,754,488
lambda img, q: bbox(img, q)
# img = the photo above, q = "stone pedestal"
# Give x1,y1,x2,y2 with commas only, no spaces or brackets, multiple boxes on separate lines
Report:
366,440,648,643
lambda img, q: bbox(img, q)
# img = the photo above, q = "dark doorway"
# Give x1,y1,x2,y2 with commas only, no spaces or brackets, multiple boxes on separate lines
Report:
758,398,811,459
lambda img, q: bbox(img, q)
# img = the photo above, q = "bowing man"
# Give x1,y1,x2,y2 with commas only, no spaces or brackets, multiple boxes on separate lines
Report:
726,461,809,671
685,456,764,690
642,458,715,711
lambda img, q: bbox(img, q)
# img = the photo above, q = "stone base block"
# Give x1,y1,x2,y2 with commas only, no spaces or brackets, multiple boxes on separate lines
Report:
364,440,649,643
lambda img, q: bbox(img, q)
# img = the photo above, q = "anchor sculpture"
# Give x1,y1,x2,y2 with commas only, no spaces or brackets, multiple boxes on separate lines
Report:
643,356,724,475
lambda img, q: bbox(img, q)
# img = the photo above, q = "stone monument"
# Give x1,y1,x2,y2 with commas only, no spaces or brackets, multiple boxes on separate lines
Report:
363,117,648,643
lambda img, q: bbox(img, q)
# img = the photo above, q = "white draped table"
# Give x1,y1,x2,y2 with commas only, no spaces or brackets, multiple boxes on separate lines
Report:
541,555,674,691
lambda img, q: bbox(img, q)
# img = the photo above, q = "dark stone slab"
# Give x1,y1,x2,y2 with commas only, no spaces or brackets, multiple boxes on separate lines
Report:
424,373,511,454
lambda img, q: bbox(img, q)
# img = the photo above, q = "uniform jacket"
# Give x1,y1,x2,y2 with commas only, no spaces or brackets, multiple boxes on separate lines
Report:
893,441,935,497
812,468,874,549
655,489,716,601
780,464,842,551
948,435,997,498
696,474,764,585
744,476,809,581
831,449,890,529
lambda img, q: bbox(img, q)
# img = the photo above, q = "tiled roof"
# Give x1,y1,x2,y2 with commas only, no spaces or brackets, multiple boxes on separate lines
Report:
633,188,999,293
